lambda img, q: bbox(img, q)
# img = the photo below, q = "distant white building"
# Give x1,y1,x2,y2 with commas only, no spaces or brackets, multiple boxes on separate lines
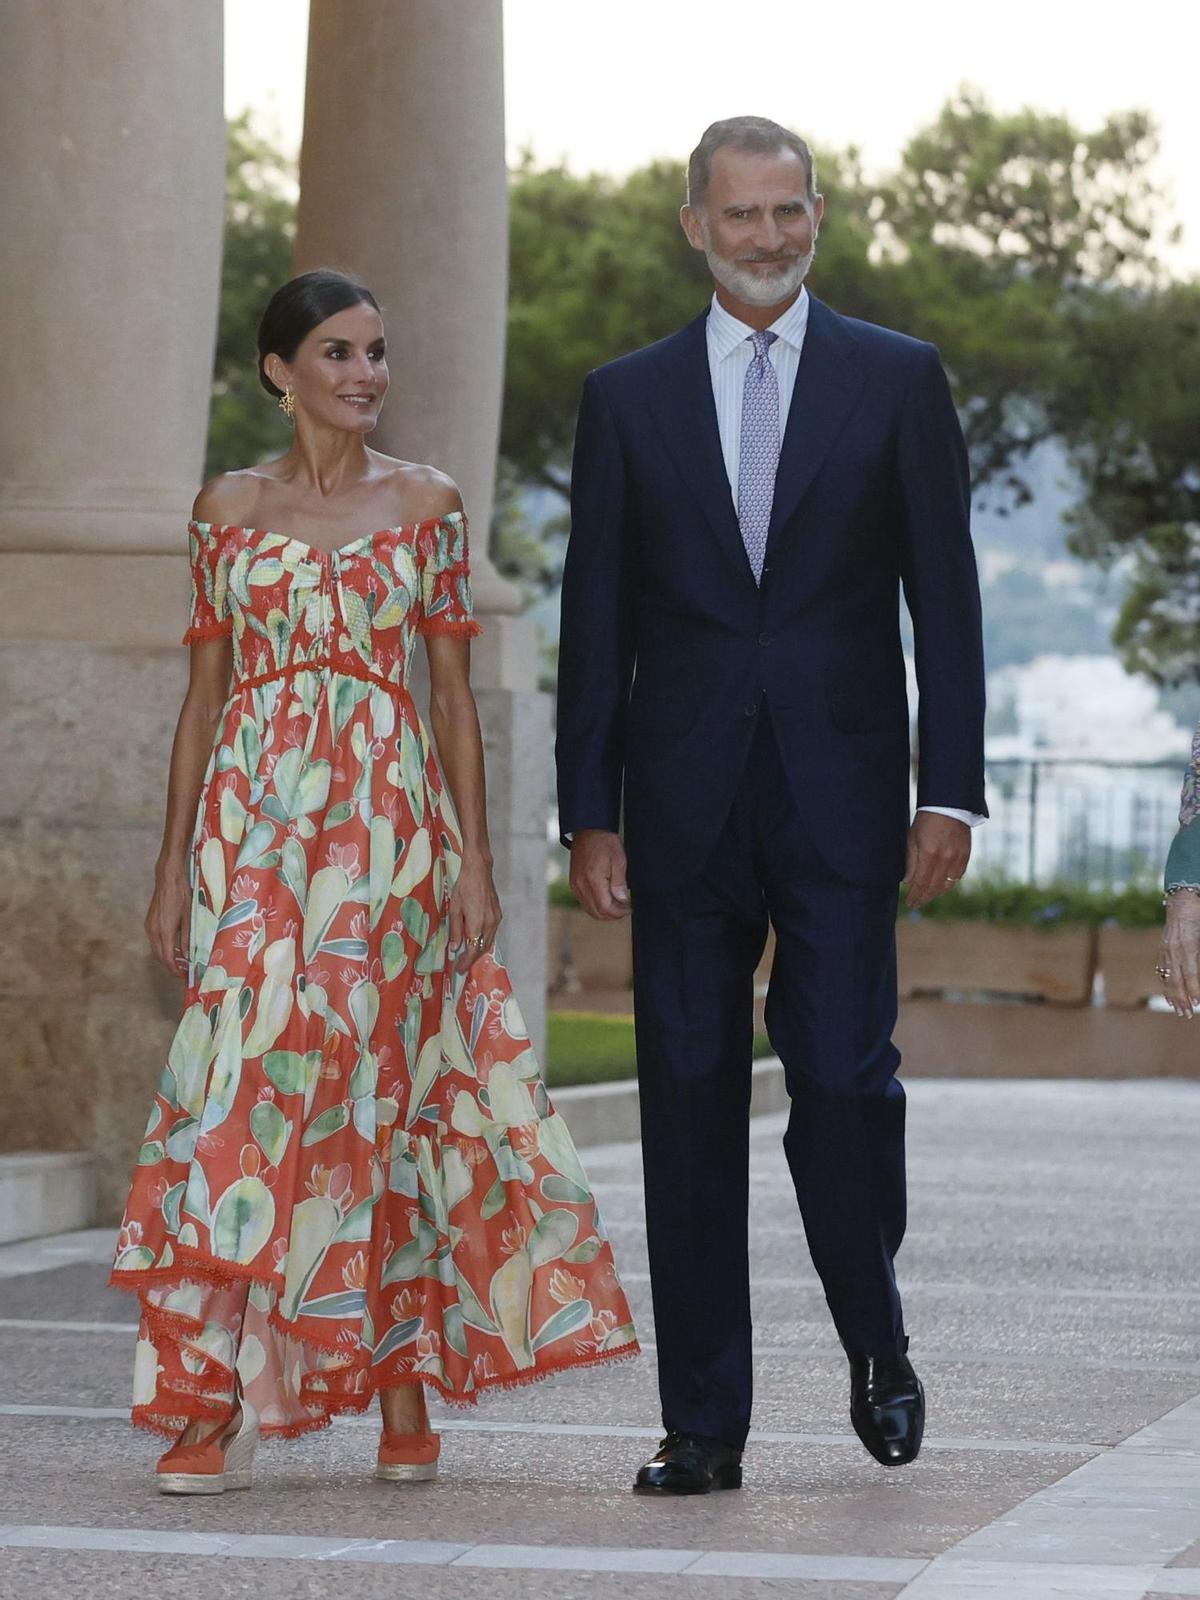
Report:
985,655,1191,764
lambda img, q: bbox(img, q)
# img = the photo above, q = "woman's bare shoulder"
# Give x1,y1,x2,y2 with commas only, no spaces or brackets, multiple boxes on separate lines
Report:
371,453,464,524
191,467,276,528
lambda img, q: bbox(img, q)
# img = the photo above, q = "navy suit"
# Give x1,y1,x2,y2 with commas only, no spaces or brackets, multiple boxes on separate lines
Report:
555,295,986,1448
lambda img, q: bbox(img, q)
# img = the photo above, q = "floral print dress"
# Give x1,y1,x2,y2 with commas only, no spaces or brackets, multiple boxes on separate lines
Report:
110,512,637,1439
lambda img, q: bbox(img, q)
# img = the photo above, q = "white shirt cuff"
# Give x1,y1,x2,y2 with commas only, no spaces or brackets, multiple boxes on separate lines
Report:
917,806,986,828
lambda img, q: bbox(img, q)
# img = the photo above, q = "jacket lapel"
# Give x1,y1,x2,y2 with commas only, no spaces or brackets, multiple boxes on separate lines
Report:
765,295,865,558
645,311,757,589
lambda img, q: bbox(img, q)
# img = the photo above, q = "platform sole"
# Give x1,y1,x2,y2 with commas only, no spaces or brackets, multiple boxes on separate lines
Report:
156,1469,253,1495
155,1417,258,1494
375,1461,439,1482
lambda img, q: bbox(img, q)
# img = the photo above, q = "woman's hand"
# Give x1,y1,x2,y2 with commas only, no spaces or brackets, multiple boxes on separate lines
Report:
146,859,191,977
448,851,502,974
1160,890,1200,1018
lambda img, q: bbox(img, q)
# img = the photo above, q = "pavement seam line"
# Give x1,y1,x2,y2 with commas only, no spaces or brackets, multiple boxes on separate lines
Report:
0,1403,1108,1455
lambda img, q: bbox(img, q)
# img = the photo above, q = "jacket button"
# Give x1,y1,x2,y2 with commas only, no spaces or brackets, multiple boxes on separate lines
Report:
758,631,773,646
744,701,758,717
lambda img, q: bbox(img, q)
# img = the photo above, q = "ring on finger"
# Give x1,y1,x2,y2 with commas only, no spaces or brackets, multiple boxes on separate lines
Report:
1155,962,1173,981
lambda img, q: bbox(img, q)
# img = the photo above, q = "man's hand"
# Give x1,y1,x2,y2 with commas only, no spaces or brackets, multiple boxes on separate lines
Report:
903,812,971,910
569,829,632,920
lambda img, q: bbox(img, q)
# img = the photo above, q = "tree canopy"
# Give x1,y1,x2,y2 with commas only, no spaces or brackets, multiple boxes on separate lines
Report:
206,93,1198,680
205,112,297,479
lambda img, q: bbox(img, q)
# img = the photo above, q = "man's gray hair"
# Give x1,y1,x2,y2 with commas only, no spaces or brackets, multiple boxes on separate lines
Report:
686,116,817,210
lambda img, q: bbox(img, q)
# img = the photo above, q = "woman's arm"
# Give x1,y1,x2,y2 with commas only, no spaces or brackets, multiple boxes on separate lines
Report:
411,477,499,973
1160,723,1200,1017
146,635,233,975
145,480,241,974
425,631,501,973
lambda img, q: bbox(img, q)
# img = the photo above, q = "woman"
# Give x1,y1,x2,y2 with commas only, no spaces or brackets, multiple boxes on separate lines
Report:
1160,726,1200,1016
110,270,638,1494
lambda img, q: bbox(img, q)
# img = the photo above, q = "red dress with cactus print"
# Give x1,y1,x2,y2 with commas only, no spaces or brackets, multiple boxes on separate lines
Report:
110,512,638,1439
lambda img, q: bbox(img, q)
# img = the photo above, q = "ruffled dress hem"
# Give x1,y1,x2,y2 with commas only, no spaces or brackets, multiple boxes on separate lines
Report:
110,1247,640,1441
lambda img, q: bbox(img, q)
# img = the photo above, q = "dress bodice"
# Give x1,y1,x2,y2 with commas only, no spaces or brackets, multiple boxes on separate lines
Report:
183,512,481,700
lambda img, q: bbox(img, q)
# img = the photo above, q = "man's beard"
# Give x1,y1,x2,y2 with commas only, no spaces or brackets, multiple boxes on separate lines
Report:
703,232,816,308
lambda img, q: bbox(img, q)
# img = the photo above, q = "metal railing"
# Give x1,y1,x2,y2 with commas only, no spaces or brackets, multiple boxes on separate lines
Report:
957,757,1190,889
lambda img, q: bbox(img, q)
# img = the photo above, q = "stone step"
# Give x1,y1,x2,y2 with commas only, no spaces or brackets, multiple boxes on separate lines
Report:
0,1152,98,1245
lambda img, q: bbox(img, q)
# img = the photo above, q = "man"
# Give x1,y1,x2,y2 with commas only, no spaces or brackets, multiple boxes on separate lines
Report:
555,116,986,1495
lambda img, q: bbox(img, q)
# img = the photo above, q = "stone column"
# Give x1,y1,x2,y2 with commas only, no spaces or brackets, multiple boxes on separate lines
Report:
296,0,551,1061
0,1,225,1218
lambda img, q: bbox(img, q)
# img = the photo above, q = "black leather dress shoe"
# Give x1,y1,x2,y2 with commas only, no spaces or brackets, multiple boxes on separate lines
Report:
849,1352,925,1466
633,1432,743,1495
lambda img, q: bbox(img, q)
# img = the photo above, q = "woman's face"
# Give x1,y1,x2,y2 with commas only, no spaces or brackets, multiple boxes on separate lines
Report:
273,301,389,434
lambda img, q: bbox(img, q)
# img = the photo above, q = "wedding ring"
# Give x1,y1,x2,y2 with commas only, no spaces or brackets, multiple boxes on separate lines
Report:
472,936,486,947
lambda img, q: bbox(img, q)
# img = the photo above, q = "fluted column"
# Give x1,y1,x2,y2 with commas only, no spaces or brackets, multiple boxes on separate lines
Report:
296,0,519,618
296,0,549,1059
0,0,223,586
0,1,225,1218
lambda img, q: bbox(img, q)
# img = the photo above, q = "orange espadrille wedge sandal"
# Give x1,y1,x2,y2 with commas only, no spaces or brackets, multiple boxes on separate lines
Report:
155,1407,259,1495
376,1425,441,1483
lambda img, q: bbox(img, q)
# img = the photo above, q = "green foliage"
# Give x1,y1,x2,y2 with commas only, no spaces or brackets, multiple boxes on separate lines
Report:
545,1009,774,1087
904,878,1164,928
1055,281,1200,684
502,149,882,501
872,90,1173,505
551,877,1163,933
548,876,580,908
206,102,1197,683
205,113,297,478
500,92,1191,629
503,156,709,497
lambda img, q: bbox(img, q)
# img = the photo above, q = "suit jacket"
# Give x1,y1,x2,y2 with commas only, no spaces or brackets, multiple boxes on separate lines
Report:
555,293,987,894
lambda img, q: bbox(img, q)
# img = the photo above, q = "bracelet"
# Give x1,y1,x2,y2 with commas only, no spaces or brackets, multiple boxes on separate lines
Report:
1163,884,1200,904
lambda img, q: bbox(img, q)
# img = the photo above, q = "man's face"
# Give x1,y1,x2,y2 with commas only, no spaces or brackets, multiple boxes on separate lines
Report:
682,145,824,309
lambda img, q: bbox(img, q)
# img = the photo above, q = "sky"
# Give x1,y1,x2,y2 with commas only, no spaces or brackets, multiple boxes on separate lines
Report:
226,0,1200,272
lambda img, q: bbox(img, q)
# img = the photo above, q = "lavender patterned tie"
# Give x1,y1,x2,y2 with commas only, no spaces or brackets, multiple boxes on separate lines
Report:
736,329,779,585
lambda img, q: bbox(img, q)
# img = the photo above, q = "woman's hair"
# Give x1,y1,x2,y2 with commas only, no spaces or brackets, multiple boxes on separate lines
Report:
257,269,382,397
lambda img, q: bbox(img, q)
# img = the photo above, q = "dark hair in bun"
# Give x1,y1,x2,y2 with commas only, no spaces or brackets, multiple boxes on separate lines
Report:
257,269,381,397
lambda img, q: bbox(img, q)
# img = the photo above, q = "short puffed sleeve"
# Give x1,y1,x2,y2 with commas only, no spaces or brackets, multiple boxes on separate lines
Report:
417,512,483,638
182,520,232,645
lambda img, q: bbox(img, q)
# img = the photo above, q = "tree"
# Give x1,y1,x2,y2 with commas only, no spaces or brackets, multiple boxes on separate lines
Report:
206,106,1199,683
503,157,707,498
501,146,885,526
501,94,1179,516
1056,281,1200,683
872,89,1175,504
205,113,297,478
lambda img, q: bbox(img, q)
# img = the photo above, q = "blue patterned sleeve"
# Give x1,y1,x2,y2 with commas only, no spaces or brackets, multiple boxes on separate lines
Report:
1164,718,1200,892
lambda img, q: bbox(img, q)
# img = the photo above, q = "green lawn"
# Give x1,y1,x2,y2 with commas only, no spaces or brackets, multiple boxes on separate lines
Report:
545,1009,775,1088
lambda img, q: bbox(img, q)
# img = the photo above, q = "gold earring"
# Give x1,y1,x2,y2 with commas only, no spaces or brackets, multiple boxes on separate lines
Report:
278,388,295,419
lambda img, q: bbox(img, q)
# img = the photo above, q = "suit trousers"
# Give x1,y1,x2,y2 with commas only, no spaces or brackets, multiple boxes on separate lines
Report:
630,701,908,1450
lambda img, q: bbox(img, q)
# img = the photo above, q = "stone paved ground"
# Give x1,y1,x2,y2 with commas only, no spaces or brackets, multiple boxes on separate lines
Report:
3,1078,1200,1598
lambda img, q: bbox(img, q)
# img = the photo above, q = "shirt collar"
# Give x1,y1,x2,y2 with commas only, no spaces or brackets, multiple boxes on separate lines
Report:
707,285,810,362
